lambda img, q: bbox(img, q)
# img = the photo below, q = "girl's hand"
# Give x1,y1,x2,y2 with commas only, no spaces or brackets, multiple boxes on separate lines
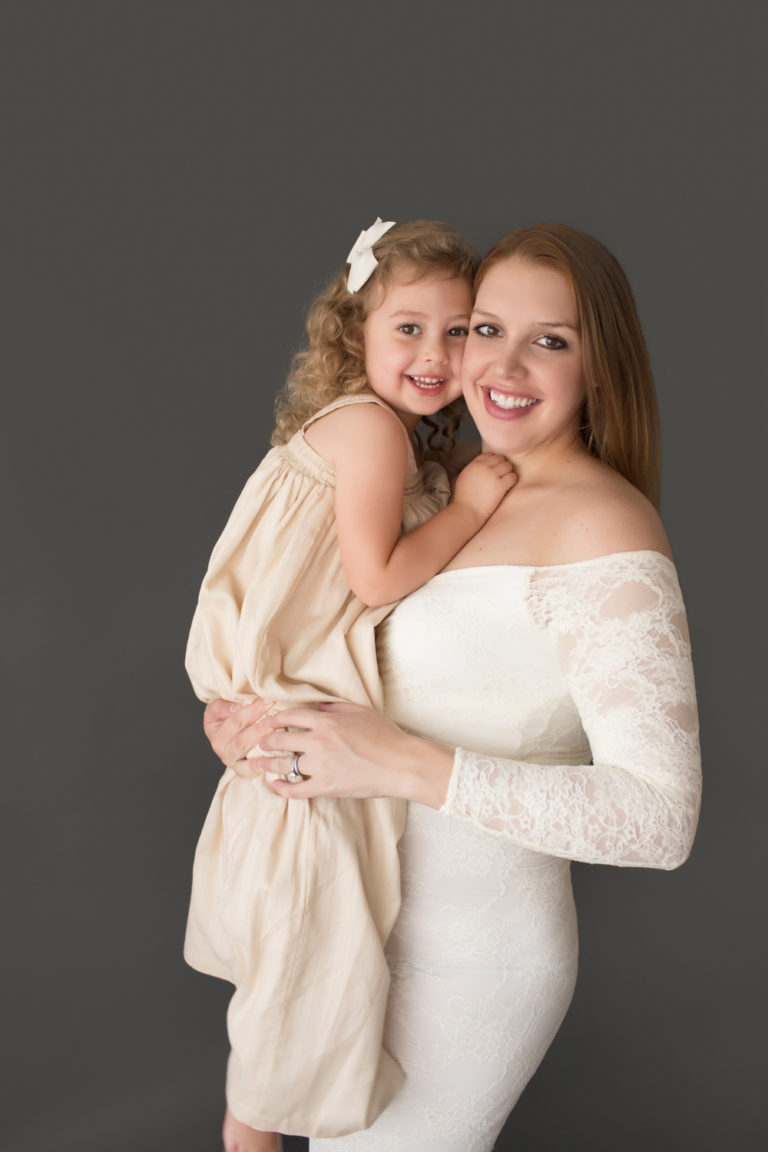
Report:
452,452,517,520
202,696,277,779
244,701,454,808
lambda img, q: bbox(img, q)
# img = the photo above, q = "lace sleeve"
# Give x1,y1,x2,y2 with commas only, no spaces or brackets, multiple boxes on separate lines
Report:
440,553,701,869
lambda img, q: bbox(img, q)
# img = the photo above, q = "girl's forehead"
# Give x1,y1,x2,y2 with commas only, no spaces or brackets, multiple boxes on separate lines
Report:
378,270,473,303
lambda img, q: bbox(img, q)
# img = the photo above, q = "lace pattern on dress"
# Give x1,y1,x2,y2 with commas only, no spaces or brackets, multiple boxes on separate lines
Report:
442,552,701,869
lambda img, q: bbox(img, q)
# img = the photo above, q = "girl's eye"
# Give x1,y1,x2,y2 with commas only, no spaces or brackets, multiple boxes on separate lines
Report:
448,325,469,338
536,334,567,350
473,323,500,338
397,323,421,335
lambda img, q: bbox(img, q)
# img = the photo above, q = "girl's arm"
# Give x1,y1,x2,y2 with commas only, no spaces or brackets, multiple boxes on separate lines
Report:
318,402,515,606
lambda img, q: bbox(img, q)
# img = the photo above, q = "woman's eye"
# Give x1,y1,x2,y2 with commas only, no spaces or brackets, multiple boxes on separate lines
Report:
448,325,469,338
536,335,567,350
397,323,421,335
473,323,500,338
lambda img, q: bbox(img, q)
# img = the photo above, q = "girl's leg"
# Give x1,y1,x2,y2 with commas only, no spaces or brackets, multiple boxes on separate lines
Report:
222,1106,282,1152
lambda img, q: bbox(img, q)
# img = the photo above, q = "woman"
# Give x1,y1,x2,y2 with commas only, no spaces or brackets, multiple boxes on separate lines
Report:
203,224,701,1151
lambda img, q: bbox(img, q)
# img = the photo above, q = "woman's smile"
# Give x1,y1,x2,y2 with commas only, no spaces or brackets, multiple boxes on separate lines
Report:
483,388,541,415
462,255,586,458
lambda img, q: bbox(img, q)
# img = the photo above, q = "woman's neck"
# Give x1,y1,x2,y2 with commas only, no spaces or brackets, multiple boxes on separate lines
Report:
482,433,593,489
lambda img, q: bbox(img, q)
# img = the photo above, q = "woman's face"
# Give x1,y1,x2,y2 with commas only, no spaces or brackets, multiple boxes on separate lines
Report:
462,256,586,460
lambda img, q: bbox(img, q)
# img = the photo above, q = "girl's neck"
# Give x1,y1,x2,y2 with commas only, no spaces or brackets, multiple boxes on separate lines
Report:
366,388,421,435
397,410,421,435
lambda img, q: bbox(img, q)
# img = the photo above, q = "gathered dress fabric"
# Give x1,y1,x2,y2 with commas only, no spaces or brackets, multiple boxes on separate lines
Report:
183,394,451,1137
310,551,701,1152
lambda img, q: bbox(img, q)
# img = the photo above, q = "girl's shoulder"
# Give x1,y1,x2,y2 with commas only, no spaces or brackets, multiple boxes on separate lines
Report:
302,394,414,470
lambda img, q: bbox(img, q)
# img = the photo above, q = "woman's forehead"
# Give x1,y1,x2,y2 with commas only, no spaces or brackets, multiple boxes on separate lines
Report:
474,257,576,314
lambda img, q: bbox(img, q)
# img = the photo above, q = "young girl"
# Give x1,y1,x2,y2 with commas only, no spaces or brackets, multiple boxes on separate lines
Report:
184,219,515,1150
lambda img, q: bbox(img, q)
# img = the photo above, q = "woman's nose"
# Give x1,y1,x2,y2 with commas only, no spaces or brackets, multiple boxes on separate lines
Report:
495,344,525,378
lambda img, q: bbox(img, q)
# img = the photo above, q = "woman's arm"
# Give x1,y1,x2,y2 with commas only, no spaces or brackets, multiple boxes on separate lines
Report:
442,555,701,869
239,553,701,871
317,403,516,606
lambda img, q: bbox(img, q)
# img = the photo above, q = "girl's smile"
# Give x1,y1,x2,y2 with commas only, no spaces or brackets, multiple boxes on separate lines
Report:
363,272,472,431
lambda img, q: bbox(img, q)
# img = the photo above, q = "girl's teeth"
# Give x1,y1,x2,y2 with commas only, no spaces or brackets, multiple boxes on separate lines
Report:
411,376,444,390
489,391,538,410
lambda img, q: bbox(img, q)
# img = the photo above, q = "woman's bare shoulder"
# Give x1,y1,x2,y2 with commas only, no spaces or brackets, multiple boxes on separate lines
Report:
558,465,672,562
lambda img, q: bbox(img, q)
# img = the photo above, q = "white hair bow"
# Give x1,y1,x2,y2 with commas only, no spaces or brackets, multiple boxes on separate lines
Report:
346,217,396,292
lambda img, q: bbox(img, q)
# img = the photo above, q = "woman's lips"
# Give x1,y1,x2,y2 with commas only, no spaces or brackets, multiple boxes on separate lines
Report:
481,386,540,418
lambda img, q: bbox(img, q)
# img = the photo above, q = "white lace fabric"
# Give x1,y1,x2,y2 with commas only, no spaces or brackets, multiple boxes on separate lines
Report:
442,551,701,868
310,551,701,1152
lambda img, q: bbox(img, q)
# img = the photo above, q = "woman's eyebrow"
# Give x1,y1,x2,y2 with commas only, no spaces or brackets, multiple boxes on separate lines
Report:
471,309,578,331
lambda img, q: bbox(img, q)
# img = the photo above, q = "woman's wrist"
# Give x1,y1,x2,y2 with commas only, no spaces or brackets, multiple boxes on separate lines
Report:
397,732,454,809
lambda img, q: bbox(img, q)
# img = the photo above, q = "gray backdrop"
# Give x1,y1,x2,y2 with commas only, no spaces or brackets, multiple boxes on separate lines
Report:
2,2,765,1150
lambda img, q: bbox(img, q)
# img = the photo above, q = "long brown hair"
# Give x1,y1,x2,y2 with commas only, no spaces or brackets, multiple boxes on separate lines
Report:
272,220,478,459
476,224,661,506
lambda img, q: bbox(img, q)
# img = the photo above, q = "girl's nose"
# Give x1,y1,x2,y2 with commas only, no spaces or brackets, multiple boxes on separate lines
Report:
422,338,448,365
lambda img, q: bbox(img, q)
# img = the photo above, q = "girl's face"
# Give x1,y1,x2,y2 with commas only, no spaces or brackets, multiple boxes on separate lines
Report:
462,256,587,460
362,272,472,430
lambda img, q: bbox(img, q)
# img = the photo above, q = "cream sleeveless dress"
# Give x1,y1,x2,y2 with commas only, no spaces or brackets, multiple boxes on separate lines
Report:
183,393,451,1137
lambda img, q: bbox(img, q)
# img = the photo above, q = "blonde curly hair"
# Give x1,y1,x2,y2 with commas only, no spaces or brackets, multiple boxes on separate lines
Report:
272,220,478,459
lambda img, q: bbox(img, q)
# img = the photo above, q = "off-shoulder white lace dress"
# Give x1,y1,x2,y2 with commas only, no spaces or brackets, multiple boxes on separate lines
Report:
311,551,700,1152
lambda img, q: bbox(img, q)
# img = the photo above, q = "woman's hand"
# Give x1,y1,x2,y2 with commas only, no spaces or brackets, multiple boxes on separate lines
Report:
202,696,277,779
234,700,454,808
